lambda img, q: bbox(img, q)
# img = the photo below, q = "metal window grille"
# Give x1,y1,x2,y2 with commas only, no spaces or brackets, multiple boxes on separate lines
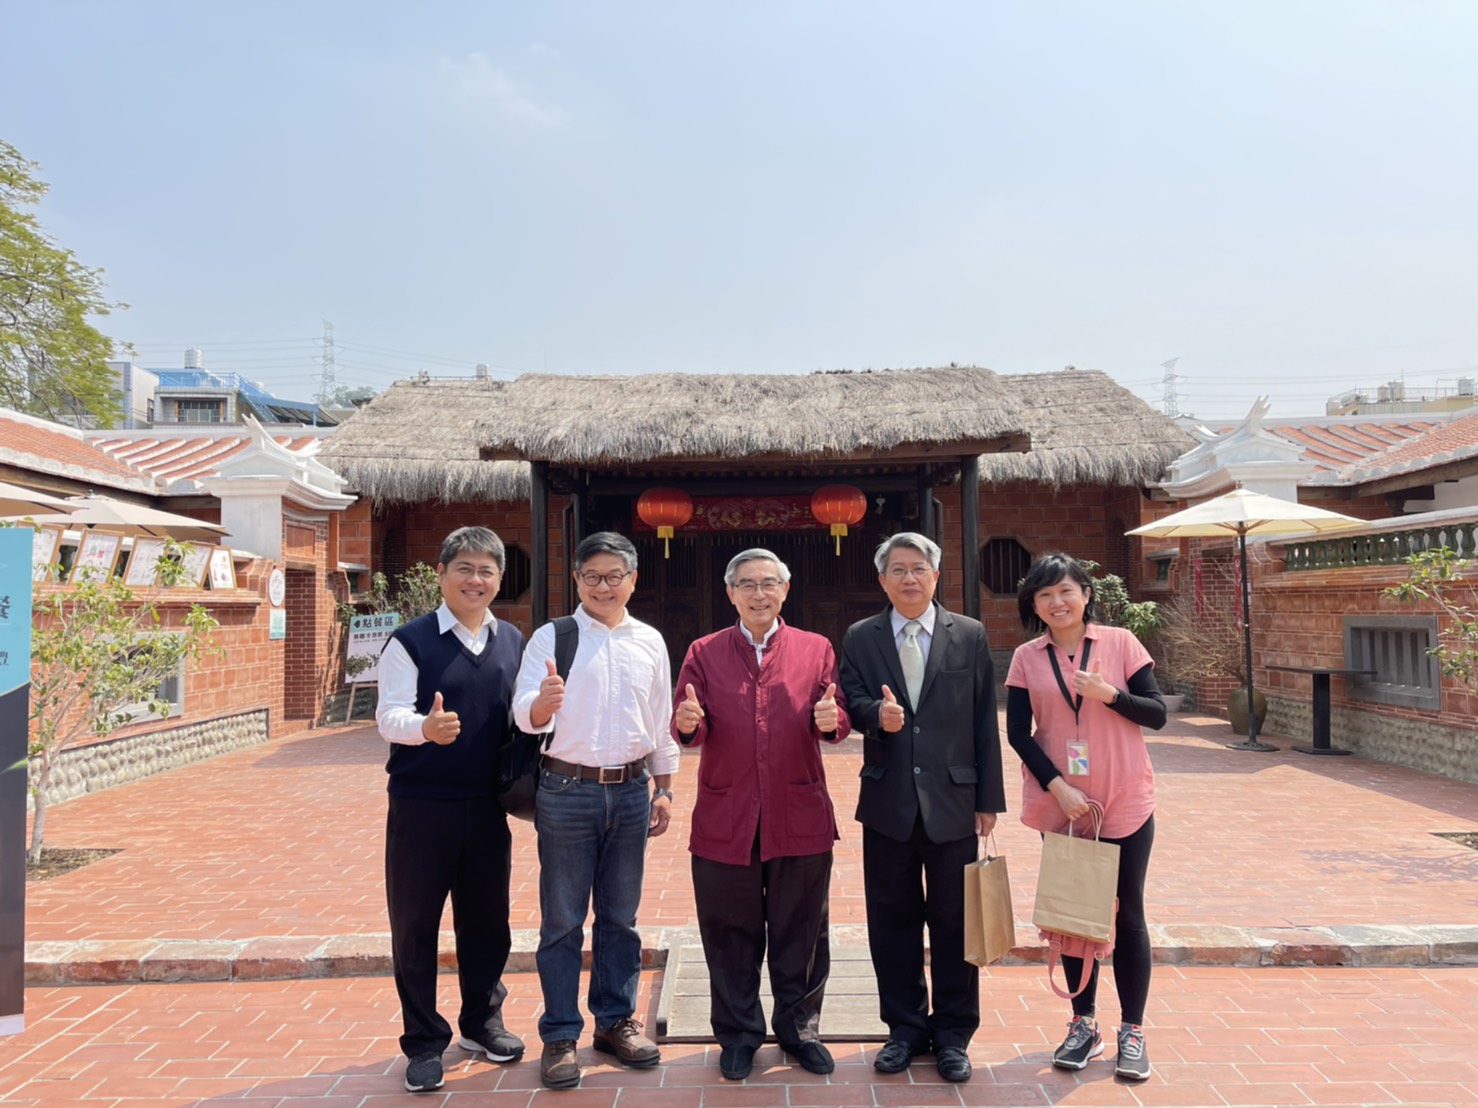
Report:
1342,615,1441,710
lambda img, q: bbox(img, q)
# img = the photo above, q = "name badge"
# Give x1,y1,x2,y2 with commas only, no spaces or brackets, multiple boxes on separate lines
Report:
1066,740,1090,776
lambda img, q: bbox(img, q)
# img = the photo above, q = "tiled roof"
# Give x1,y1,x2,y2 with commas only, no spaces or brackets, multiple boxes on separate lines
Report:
1198,414,1460,482
0,411,159,492
1329,410,1478,485
89,431,328,486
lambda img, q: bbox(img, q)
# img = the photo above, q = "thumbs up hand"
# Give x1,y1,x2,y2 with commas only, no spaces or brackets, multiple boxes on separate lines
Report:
675,682,704,735
1072,659,1118,704
535,657,566,719
879,684,905,733
813,682,839,733
422,691,461,745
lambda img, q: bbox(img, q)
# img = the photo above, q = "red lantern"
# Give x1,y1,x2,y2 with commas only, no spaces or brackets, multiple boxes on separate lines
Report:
810,484,867,555
636,487,694,558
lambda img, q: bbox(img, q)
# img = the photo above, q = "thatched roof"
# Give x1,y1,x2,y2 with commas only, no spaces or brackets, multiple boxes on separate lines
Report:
472,366,1031,464
978,369,1193,488
318,379,530,503
322,366,1189,503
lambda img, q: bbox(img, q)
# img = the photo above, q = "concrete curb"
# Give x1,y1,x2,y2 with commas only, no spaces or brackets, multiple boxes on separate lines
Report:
25,923,1478,985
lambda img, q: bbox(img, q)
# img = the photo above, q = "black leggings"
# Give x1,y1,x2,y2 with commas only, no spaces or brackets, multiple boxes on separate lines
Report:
1059,813,1154,1024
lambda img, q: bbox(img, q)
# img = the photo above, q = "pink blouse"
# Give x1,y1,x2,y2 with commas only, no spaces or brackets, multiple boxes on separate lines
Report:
1005,623,1156,839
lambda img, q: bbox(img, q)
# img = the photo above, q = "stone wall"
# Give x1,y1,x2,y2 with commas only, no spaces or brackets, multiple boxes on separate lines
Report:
29,709,271,810
1265,695,1478,785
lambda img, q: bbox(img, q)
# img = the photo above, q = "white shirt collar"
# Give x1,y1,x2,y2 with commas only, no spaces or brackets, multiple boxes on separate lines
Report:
435,602,497,637
891,604,937,638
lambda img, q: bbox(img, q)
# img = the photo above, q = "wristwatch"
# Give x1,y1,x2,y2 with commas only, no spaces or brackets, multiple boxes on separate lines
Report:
652,787,674,803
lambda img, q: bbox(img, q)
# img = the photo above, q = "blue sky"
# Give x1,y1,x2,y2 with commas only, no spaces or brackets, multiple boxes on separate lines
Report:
4,1,1475,420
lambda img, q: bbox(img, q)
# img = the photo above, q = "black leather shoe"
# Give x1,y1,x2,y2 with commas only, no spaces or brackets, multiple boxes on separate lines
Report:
873,1038,919,1074
718,1043,756,1081
783,1039,834,1075
936,1046,973,1083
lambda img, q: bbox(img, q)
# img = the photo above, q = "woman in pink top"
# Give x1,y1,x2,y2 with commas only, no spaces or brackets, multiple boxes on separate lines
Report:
1005,553,1166,1082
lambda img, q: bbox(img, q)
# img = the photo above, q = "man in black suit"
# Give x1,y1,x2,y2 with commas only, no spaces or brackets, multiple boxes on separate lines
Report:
839,531,1005,1084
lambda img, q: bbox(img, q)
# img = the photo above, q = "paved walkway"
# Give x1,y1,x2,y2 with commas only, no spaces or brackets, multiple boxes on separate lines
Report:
11,711,1478,1105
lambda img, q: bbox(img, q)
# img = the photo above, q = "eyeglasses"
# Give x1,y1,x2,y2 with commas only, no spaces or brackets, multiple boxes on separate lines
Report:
732,578,785,595
577,570,631,588
450,564,500,581
884,565,934,581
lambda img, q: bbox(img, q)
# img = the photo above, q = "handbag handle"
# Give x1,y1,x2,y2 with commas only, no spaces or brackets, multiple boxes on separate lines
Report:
976,831,1002,860
1065,800,1105,841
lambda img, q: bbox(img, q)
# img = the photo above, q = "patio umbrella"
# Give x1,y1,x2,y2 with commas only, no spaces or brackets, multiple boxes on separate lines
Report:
1128,488,1364,751
3,493,230,543
0,480,79,517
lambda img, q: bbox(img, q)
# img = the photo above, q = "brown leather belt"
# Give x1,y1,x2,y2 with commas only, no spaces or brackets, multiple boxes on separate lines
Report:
540,755,646,784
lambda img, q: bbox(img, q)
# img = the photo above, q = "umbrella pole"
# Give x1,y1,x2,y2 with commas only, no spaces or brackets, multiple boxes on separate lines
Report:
1227,528,1278,752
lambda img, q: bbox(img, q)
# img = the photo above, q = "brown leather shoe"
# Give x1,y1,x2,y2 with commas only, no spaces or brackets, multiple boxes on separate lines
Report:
592,1017,660,1068
540,1039,581,1089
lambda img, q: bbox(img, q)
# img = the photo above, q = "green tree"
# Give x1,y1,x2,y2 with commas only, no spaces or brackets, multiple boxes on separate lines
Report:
1,139,122,426
27,544,220,864
1384,546,1478,690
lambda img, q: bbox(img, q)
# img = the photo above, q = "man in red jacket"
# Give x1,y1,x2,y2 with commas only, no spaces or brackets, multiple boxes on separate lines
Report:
672,548,849,1082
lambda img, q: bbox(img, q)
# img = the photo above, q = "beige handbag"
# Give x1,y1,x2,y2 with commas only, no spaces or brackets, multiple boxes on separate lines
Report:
1031,802,1120,943
963,835,1015,966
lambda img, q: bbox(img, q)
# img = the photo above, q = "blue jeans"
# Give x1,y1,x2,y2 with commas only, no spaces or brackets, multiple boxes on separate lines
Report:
534,767,651,1043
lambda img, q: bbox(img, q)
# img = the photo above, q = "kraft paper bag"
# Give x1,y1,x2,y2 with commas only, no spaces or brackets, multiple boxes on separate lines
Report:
1031,812,1120,944
963,844,1015,967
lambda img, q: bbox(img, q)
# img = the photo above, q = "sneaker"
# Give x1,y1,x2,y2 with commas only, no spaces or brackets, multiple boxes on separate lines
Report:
1052,1015,1103,1071
592,1016,661,1068
403,1053,444,1092
459,1028,526,1063
1115,1024,1151,1080
540,1039,581,1089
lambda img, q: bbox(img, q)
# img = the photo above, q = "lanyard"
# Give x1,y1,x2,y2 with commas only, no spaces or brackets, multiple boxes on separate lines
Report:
1046,636,1093,723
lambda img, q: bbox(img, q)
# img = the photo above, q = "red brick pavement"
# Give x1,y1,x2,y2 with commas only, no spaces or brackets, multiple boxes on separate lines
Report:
25,714,1478,946
3,966,1477,1106
14,712,1478,1105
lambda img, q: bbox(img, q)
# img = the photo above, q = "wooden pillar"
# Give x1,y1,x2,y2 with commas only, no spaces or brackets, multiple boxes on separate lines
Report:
531,460,549,629
917,466,933,541
960,454,980,621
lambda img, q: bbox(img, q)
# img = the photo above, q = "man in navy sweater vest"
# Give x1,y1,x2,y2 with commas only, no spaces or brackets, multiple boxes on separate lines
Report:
375,527,527,1093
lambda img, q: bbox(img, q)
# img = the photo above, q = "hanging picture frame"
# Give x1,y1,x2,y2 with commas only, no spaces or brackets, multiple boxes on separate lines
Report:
31,525,64,582
208,547,237,590
72,531,123,582
179,543,213,587
125,538,168,587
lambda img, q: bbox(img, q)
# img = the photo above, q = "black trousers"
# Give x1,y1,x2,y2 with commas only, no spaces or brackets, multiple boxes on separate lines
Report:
1061,813,1155,1024
862,821,979,1051
692,840,833,1048
385,794,513,1058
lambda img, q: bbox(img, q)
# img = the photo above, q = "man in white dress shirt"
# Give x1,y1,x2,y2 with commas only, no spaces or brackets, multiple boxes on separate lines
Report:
513,531,679,1090
375,526,527,1093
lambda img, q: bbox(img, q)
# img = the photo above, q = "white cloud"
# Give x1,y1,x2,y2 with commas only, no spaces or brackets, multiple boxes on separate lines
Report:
440,52,566,128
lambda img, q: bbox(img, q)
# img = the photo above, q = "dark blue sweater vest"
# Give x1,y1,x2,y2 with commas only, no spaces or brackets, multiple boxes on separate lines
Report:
384,612,525,799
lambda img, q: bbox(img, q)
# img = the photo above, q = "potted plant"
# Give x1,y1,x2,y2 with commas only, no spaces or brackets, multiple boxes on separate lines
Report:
1156,593,1265,729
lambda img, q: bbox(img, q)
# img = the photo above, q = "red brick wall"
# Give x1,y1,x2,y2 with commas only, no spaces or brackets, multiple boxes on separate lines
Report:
1256,553,1478,729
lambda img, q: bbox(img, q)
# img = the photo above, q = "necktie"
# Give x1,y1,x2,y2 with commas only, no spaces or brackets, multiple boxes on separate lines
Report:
901,619,925,707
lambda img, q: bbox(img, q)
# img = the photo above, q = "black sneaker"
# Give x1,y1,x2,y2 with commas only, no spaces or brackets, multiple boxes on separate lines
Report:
404,1053,444,1092
1115,1024,1151,1080
459,1028,526,1063
1052,1016,1103,1071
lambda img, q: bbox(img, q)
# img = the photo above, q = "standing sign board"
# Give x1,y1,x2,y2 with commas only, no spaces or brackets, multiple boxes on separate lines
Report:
0,529,34,1035
346,613,400,685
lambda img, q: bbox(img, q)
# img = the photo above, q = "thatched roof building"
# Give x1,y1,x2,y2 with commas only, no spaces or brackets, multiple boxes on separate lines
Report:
981,369,1193,488
319,378,530,503
321,365,1189,502
471,366,1030,465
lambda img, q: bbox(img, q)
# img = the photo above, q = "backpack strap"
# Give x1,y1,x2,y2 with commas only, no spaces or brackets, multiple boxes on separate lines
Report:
537,616,580,753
